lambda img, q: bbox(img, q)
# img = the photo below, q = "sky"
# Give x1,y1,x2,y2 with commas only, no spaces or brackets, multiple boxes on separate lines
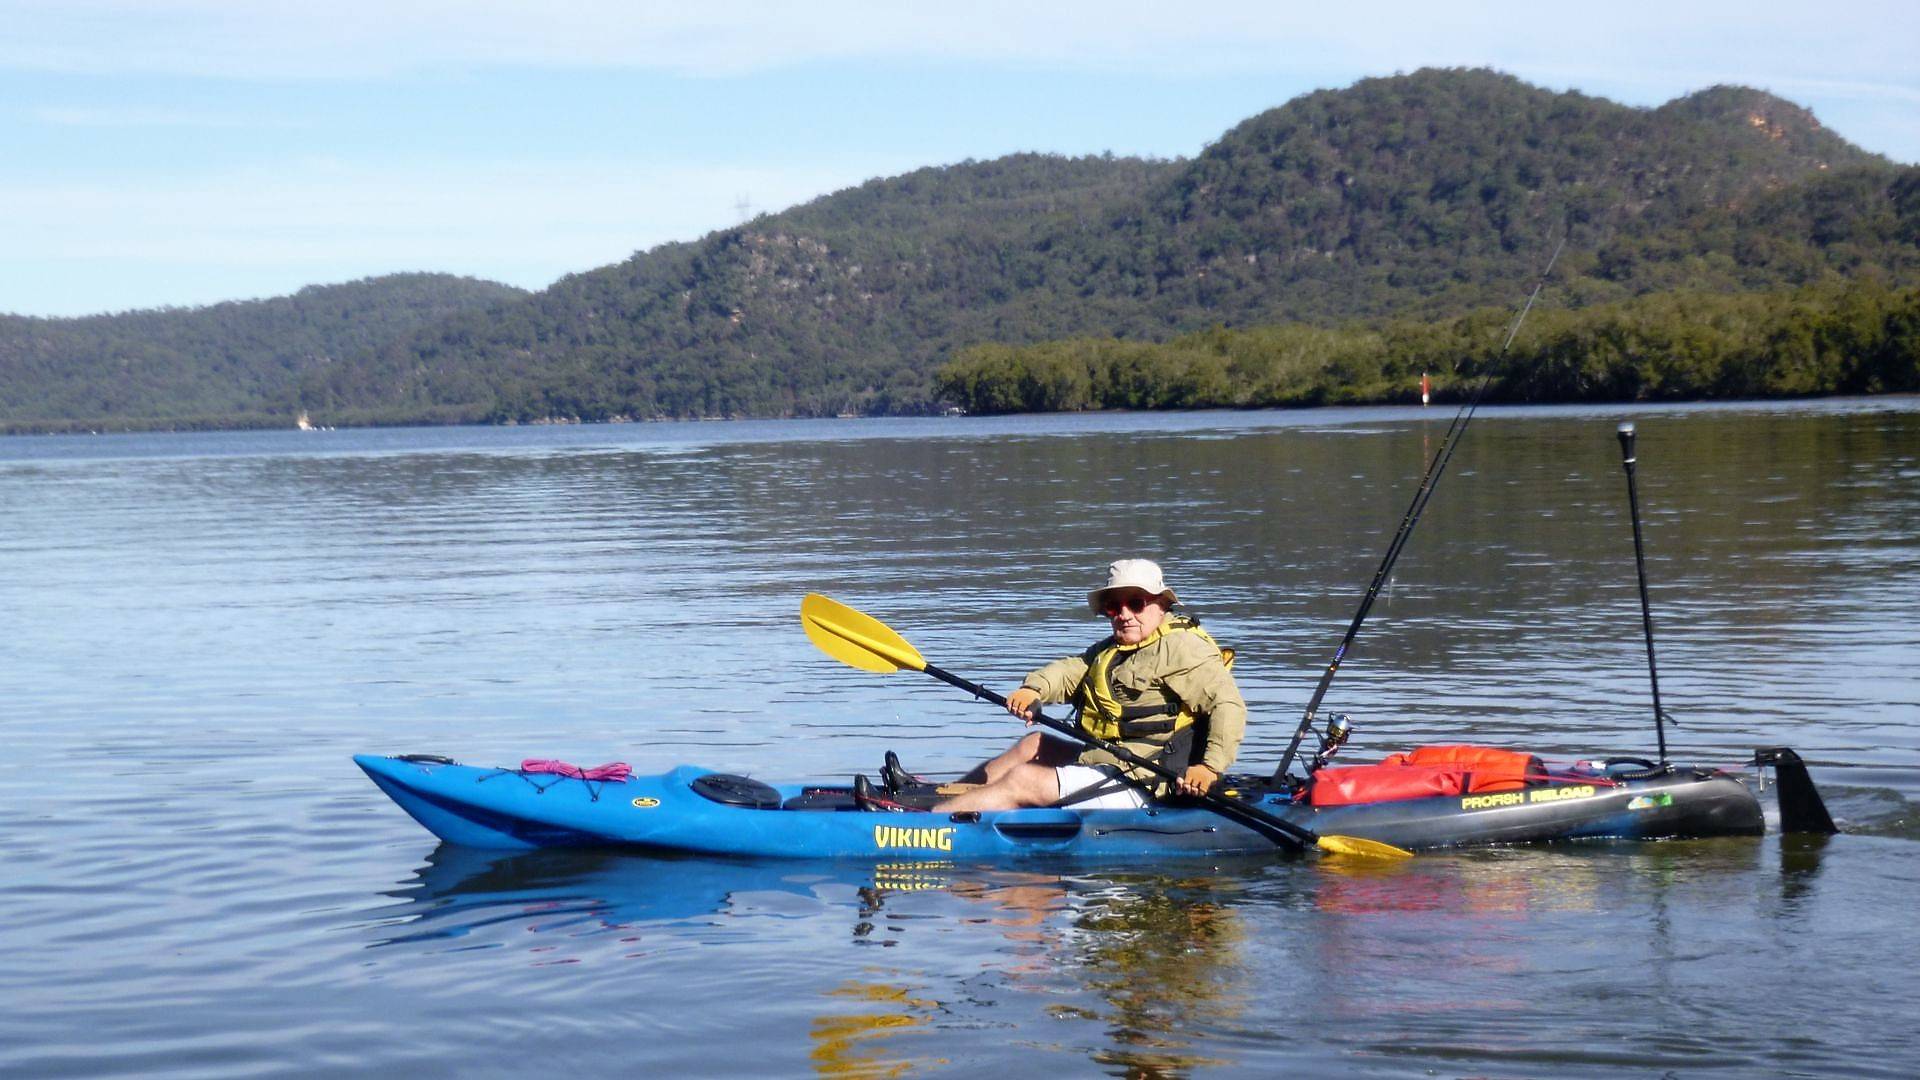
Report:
3,1,1916,318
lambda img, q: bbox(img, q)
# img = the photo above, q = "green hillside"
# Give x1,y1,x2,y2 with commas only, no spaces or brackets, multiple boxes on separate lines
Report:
294,153,1170,423
5,68,1915,432
291,69,1909,425
1,274,527,431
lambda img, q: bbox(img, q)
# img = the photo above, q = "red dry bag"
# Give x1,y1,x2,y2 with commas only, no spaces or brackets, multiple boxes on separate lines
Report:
1308,763,1470,806
1381,745,1543,792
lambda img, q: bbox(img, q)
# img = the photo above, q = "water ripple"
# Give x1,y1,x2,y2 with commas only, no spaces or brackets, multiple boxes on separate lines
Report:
2,400,1917,1076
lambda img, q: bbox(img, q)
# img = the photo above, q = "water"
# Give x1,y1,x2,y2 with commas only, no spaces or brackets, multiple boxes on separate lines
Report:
2,400,1916,1077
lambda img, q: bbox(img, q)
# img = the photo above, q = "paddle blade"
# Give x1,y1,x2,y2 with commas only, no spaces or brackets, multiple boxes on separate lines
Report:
1316,834,1414,860
800,593,928,674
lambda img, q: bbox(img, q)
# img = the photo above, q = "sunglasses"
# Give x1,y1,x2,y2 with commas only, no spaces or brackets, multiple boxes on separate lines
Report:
1100,594,1155,617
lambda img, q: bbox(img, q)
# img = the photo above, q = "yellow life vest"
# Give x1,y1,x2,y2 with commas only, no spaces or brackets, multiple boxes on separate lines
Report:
1076,615,1234,742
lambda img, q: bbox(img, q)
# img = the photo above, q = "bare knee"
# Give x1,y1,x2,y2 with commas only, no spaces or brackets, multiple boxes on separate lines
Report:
1012,731,1046,759
935,762,1060,812
969,730,1050,785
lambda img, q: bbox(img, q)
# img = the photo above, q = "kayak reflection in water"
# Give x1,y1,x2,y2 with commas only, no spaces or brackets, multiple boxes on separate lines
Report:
932,559,1248,813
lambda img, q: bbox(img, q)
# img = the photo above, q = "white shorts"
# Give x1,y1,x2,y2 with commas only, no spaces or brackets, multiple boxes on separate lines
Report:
1055,765,1149,809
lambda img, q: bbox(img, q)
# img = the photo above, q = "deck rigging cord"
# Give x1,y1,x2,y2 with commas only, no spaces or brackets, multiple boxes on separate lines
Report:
1273,237,1567,784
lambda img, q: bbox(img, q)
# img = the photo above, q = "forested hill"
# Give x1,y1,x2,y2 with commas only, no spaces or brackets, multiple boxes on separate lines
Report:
8,68,1917,432
1,274,526,431
299,154,1176,423
294,69,1910,424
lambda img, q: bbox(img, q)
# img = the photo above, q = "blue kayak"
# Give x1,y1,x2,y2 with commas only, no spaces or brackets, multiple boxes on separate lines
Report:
354,753,1776,858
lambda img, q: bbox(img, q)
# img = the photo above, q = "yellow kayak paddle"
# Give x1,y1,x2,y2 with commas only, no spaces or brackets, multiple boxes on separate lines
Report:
800,592,1410,860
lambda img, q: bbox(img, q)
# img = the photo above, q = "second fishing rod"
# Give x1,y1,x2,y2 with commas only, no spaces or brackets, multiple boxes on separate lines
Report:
1273,238,1567,784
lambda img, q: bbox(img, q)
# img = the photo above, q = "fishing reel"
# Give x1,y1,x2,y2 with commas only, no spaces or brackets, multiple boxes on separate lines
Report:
1311,713,1354,772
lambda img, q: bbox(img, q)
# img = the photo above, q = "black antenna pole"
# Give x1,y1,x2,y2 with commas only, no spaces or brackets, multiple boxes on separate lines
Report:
1616,421,1671,765
1274,238,1565,784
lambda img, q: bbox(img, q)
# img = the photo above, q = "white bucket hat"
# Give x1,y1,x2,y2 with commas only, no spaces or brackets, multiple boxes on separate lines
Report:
1087,558,1179,614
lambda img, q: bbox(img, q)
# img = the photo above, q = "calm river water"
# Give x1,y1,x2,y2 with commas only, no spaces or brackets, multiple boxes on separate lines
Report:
2,400,1916,1077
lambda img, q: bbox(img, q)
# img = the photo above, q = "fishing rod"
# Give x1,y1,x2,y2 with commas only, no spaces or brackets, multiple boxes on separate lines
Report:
1615,421,1673,765
1273,238,1566,783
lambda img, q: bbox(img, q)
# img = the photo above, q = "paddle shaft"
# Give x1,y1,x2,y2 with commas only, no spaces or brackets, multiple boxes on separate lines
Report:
918,662,1317,851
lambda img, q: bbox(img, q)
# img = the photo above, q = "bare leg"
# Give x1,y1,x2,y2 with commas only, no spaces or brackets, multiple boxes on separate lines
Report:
934,763,1060,812
955,731,1038,784
956,732,1079,783
936,734,1078,812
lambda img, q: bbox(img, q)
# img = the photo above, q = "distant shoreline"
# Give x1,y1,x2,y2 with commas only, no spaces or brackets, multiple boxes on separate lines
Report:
9,389,1919,440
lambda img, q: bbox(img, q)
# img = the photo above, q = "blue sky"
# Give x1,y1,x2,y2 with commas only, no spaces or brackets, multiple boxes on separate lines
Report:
4,2,1916,318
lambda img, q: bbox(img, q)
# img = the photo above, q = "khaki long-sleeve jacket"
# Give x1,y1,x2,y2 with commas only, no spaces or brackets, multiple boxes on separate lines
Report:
1020,624,1247,794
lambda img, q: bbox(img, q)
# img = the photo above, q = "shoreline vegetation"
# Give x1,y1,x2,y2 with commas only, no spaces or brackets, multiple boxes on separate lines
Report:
9,278,1914,435
7,276,1912,438
936,280,1920,416
8,279,1917,435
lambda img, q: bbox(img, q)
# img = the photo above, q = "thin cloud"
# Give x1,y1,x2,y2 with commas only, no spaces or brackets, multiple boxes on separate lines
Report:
1,155,911,278
5,1,1913,84
28,105,272,128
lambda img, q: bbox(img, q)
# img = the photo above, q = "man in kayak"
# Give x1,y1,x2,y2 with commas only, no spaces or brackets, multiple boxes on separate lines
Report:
925,559,1246,813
